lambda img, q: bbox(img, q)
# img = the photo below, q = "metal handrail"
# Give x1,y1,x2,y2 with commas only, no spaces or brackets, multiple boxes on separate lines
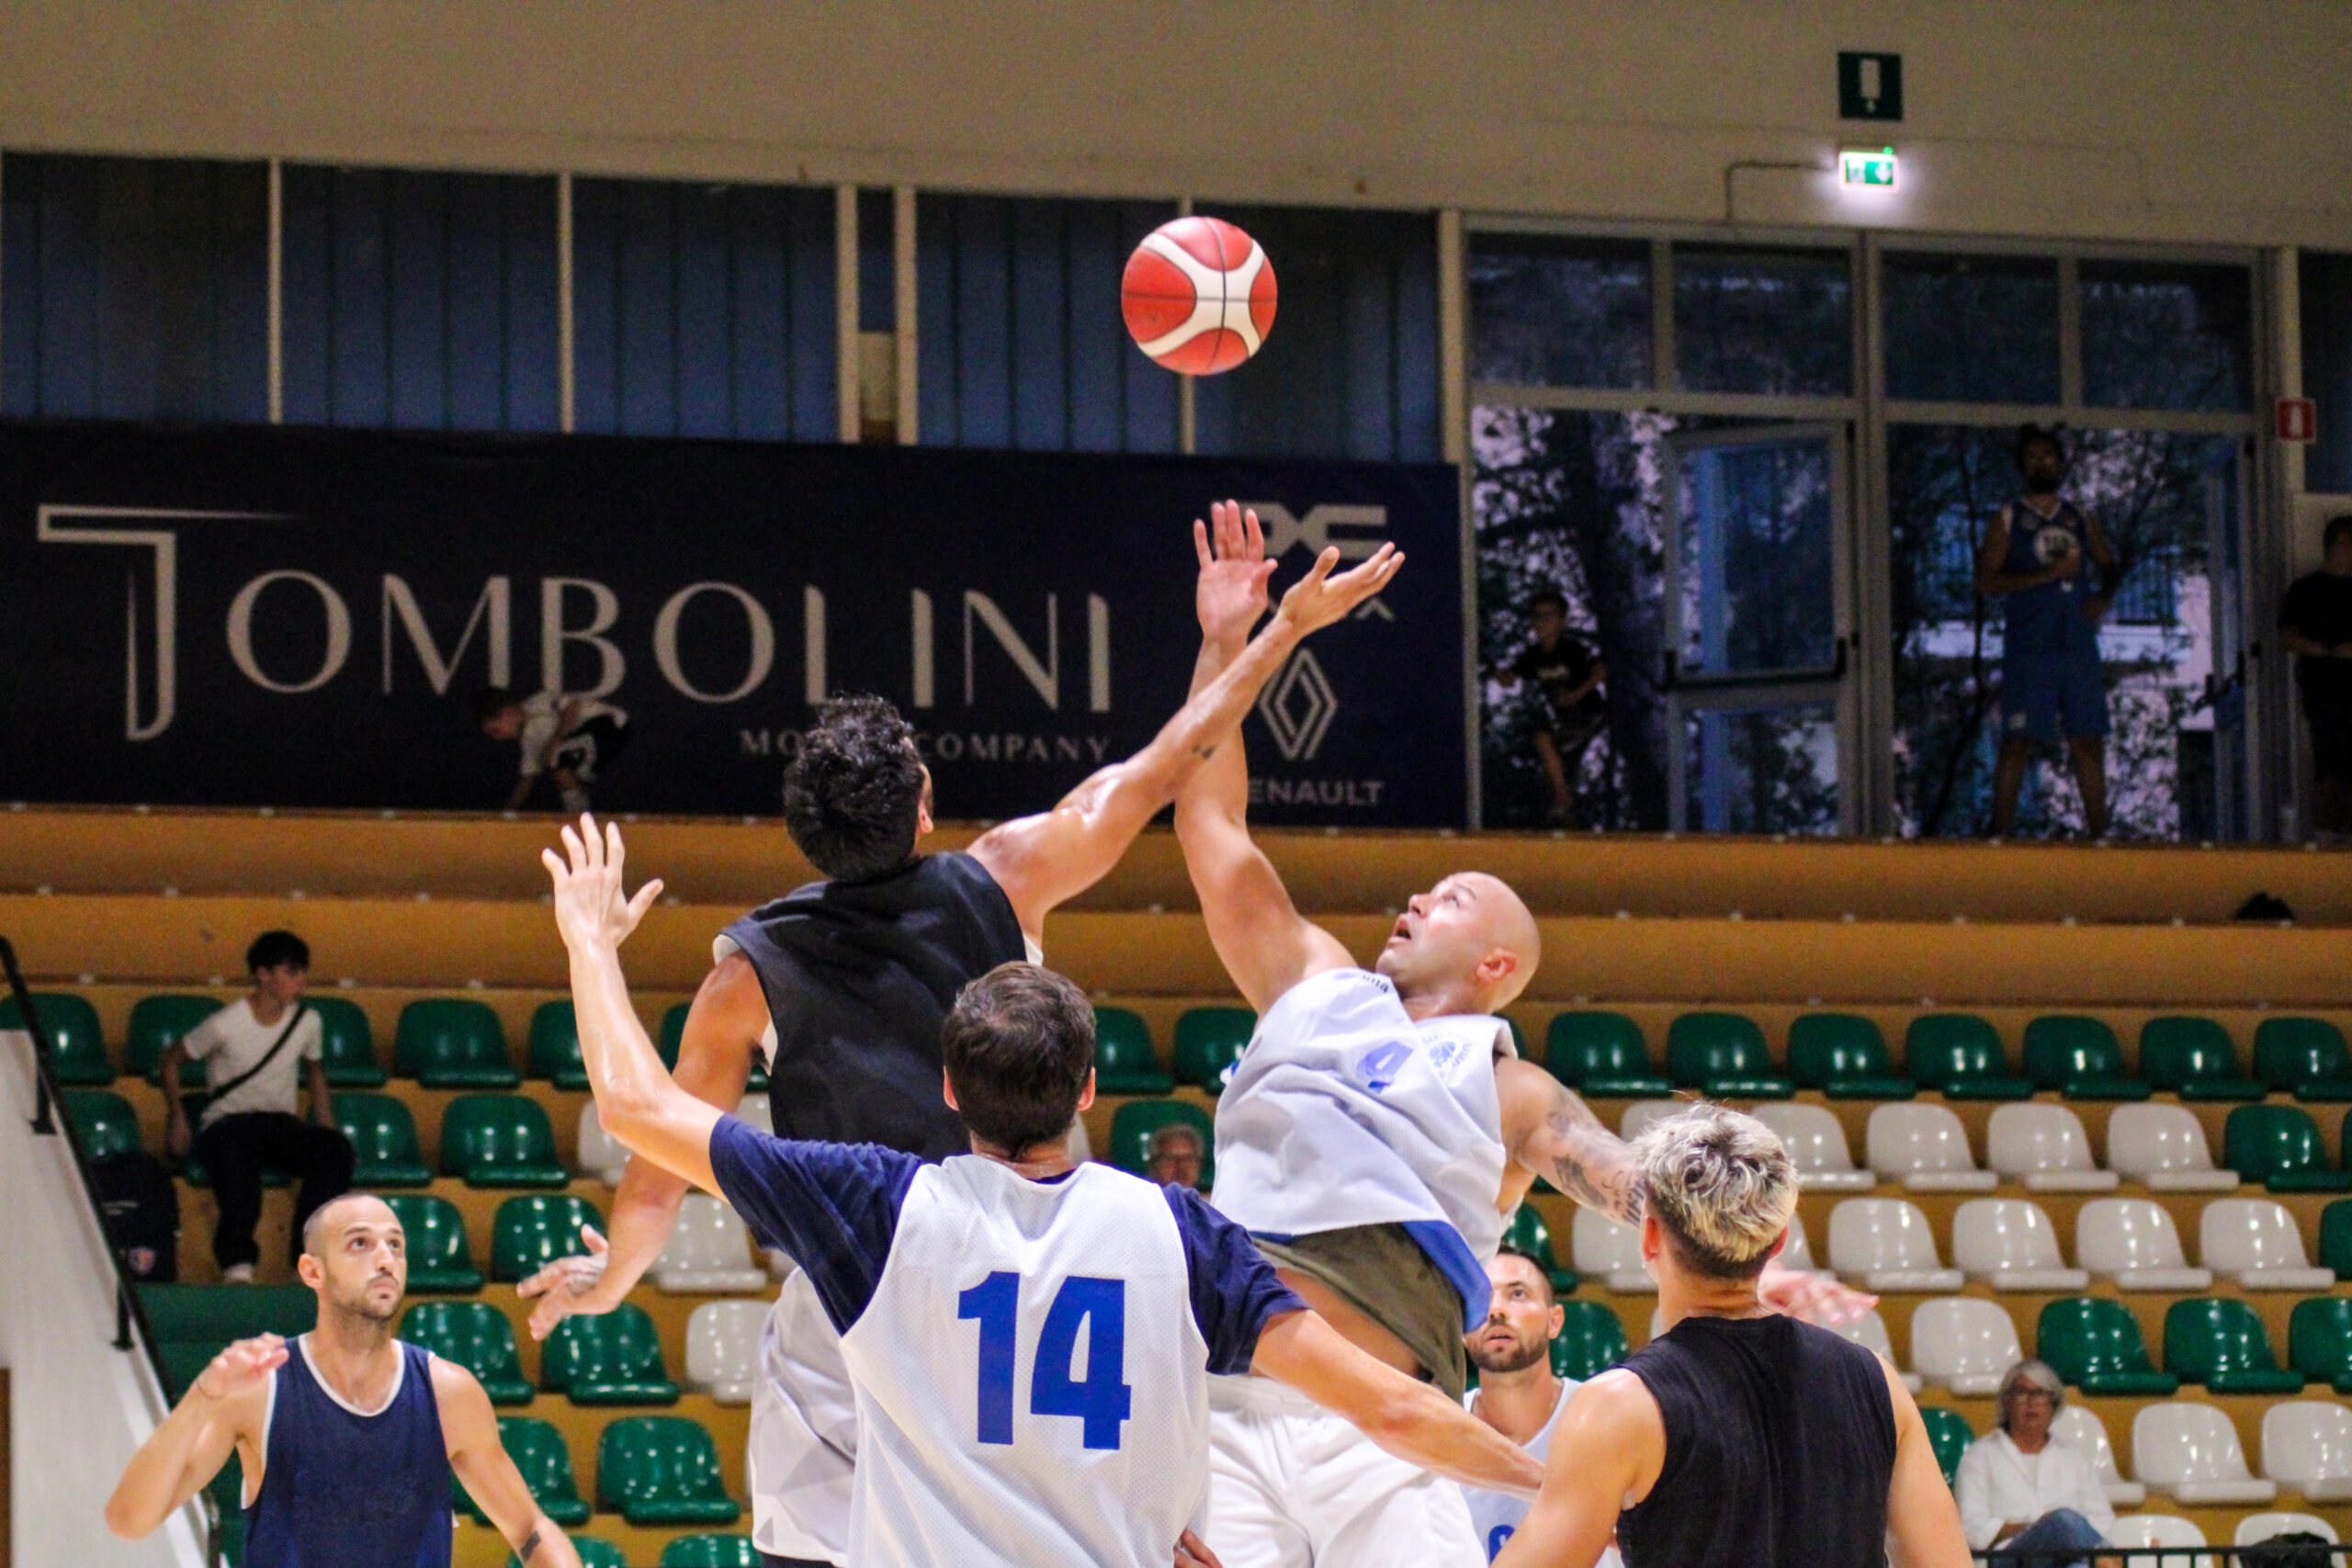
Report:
1,935,222,1564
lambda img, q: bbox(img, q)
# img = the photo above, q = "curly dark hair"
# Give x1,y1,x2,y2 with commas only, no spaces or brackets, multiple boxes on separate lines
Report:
942,963,1096,1155
784,694,927,881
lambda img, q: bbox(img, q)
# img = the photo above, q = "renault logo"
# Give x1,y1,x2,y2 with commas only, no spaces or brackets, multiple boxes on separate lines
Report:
1256,647,1338,761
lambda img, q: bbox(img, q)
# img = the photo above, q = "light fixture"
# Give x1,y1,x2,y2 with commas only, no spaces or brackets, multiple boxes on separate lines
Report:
1839,147,1898,189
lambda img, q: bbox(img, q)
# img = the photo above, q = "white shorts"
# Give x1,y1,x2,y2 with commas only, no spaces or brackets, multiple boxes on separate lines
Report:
748,1269,857,1564
1205,1374,1485,1568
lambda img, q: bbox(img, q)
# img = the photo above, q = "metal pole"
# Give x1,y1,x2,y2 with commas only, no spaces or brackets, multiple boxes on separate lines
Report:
558,172,576,434
835,186,860,444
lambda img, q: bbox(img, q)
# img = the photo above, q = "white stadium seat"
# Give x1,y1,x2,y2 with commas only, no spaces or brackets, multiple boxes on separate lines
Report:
2075,1198,2213,1292
1908,1298,2022,1395
1950,1199,2089,1292
684,1299,769,1405
2199,1198,2337,1291
577,1102,628,1186
1748,1103,1873,1192
1824,1307,1920,1393
2107,1104,2238,1192
1866,1103,1996,1192
1826,1198,1963,1292
1986,1103,2118,1192
2262,1402,2352,1504
2233,1512,2340,1550
1572,1208,1654,1293
2105,1513,2211,1568
1618,1100,1682,1142
2132,1403,2278,1505
654,1193,772,1293
2052,1404,2144,1508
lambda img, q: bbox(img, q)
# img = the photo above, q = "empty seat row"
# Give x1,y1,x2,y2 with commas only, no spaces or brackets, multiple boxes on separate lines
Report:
402,1297,769,1408
516,1540,759,1568
454,1412,740,1528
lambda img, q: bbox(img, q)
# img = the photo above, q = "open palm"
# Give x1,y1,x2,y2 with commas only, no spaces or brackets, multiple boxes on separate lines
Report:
1194,500,1275,645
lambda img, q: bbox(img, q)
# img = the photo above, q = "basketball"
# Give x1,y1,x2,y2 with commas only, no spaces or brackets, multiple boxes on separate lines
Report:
1120,216,1278,376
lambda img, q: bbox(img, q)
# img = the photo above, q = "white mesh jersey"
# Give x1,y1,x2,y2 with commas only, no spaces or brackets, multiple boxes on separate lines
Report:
1212,967,1511,1271
839,1156,1212,1568
1458,1379,1624,1565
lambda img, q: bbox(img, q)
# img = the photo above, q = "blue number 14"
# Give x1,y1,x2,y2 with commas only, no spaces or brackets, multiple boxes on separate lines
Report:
957,1271,1133,1451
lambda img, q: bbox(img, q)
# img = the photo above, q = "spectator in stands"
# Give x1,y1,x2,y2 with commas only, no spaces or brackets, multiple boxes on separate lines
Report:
1952,1359,2113,1561
2279,513,2352,837
1978,425,2120,840
163,931,355,1283
1145,1122,1206,1191
475,686,631,814
1505,590,1608,827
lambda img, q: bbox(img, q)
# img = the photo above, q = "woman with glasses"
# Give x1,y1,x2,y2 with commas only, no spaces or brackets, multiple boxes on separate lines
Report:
1953,1359,2115,1562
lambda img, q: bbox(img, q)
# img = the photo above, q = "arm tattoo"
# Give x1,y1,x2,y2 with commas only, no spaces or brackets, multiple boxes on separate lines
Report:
1544,1086,1645,1226
518,1527,544,1564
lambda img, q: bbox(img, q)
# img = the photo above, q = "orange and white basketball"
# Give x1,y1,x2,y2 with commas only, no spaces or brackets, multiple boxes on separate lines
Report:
1120,217,1278,376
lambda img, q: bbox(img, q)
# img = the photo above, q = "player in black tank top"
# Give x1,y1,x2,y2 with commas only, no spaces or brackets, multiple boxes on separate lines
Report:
1496,1106,1970,1568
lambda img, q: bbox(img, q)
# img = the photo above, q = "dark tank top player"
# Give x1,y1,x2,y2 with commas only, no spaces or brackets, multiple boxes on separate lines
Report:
107,1194,585,1568
1494,1106,1970,1568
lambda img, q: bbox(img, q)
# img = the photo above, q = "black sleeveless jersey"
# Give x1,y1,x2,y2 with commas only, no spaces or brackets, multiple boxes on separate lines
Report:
1617,1313,1897,1568
719,850,1026,1162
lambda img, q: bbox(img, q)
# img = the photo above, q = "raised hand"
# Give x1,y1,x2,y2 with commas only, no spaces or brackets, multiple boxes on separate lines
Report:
542,815,663,957
1272,543,1405,638
1193,499,1275,646
195,1334,288,1403
1758,1261,1876,1326
516,1224,616,1340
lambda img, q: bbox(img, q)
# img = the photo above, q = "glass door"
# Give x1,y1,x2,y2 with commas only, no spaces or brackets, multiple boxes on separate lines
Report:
1665,423,1856,833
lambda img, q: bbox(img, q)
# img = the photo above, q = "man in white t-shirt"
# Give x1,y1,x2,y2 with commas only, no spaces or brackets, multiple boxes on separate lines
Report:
476,687,632,814
162,931,355,1283
1461,1250,1619,1568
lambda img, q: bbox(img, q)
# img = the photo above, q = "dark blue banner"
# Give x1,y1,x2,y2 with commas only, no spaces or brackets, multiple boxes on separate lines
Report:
0,421,1466,824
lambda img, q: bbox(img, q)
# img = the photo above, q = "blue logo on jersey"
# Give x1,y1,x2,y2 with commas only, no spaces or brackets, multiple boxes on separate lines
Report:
958,1272,1135,1451
1487,1523,1513,1561
1358,1039,1413,1091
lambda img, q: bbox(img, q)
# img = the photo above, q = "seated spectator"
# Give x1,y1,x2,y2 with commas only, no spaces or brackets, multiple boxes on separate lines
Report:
1505,590,1608,828
2280,514,2352,838
1954,1359,2113,1562
1145,1122,1206,1191
163,931,355,1282
475,686,631,814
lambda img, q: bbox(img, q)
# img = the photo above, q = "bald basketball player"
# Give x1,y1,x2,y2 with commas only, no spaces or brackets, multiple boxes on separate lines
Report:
107,1194,583,1568
1174,505,1868,1568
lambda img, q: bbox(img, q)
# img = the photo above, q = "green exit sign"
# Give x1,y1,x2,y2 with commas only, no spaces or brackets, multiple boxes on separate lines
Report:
1840,148,1898,188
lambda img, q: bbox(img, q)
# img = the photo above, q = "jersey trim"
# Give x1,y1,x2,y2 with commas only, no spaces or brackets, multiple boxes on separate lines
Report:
295,1334,406,1418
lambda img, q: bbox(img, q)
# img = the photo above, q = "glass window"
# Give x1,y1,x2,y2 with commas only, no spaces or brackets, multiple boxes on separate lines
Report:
1467,234,1649,389
1194,206,1441,463
2301,250,2352,493
1674,436,1838,677
1684,702,1839,834
2079,259,2251,412
1673,243,1851,397
282,167,560,433
1,152,267,423
1882,252,2060,405
571,177,836,442
918,194,1179,453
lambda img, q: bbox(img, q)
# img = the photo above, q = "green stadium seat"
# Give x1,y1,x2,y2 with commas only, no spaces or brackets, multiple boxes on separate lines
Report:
127,995,221,1087
1549,1300,1627,1381
395,998,519,1089
157,1341,225,1402
2288,1297,2352,1393
1666,1012,1792,1099
2322,1200,2352,1281
526,1001,589,1089
514,1540,627,1568
1093,1007,1172,1095
658,999,763,1089
1544,1012,1671,1098
2139,1017,2265,1101
1172,1008,1255,1093
1787,1014,1917,1100
1919,1407,1973,1486
2162,1297,2305,1393
64,1089,144,1160
543,1303,680,1405
139,1282,318,1342
2035,1298,2178,1396
1,991,114,1084
401,1301,533,1405
1105,1100,1215,1190
441,1094,570,1187
309,996,385,1088
332,1093,433,1186
1904,1015,2033,1100
2254,1017,2352,1102
492,1194,605,1284
660,1535,761,1568
2223,1104,2352,1193
597,1415,741,1525
1502,1203,1577,1294
381,1193,483,1292
456,1416,591,1526
2022,1016,2150,1101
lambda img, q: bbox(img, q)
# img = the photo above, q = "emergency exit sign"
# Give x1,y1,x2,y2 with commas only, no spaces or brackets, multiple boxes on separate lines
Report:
1839,51,1904,120
1840,148,1899,189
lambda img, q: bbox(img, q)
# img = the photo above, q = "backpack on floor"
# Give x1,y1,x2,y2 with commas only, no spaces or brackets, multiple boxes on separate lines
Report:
90,1150,180,1283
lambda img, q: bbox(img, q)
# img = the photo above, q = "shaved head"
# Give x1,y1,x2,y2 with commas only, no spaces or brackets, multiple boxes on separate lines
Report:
1375,871,1541,1013
301,1191,397,1258
298,1192,406,1327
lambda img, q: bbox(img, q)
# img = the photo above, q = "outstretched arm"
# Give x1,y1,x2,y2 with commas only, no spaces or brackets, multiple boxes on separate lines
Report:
106,1337,280,1539
436,1359,584,1568
1250,1309,1544,1498
544,817,724,1196
972,508,1399,948
1491,1371,1662,1568
1881,1357,1973,1568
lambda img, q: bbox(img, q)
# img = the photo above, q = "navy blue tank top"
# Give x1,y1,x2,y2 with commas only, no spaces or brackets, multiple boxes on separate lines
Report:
246,1338,452,1568
2000,499,2100,660
1616,1314,1896,1568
